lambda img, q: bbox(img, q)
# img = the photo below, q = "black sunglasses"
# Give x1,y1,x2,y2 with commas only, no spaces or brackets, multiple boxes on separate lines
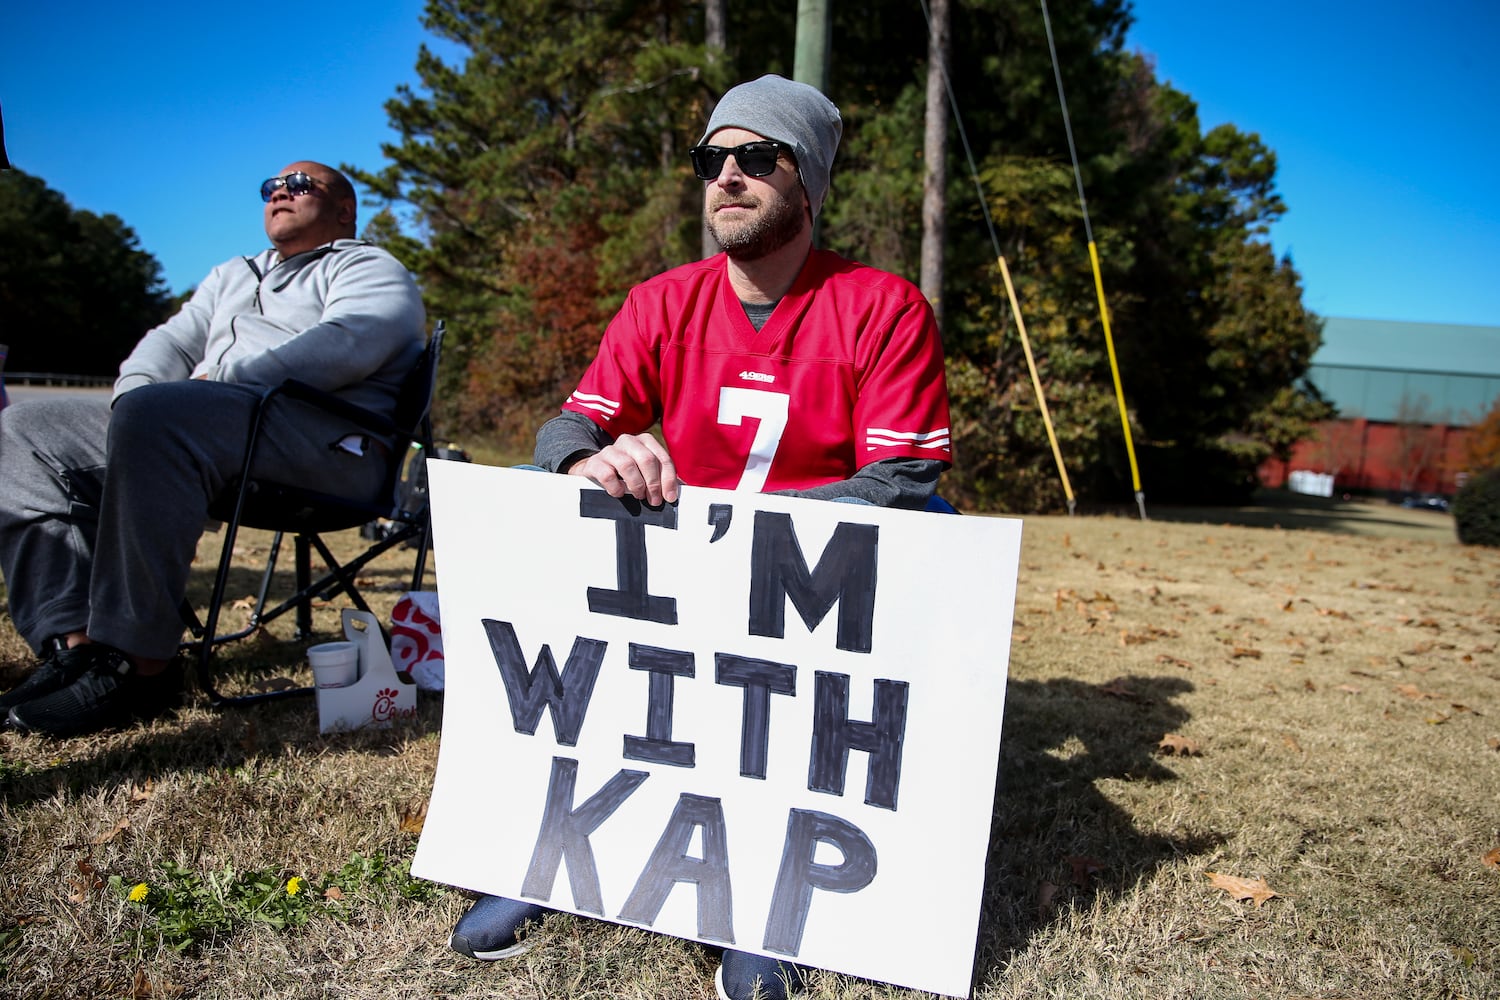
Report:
688,141,792,180
260,171,320,202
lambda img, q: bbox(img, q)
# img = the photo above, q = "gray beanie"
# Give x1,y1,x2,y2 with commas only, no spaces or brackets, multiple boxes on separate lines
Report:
698,74,843,218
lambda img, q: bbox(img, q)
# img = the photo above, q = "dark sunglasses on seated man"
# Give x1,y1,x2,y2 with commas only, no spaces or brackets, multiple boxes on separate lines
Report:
688,140,794,180
260,171,322,202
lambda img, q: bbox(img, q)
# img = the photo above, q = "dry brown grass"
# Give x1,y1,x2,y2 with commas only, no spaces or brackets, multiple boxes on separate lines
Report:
1,497,1497,1000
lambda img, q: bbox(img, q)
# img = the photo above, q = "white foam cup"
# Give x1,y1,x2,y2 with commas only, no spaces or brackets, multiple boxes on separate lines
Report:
308,641,359,689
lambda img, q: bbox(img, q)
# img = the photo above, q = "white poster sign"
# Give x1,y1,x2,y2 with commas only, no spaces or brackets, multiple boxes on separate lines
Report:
413,463,1021,998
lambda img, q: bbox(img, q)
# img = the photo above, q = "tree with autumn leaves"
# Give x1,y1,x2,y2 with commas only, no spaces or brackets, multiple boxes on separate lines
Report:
351,0,1328,510
1462,396,1500,475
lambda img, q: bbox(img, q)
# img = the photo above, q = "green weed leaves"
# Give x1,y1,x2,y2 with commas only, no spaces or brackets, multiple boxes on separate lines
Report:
109,852,441,955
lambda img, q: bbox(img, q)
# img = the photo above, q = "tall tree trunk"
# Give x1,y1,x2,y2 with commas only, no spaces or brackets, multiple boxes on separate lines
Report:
701,0,727,259
920,0,950,330
794,0,831,92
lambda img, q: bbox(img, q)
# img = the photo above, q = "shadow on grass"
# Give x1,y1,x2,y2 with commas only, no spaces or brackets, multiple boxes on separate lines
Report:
0,690,444,810
1079,489,1457,542
975,674,1223,980
181,543,422,619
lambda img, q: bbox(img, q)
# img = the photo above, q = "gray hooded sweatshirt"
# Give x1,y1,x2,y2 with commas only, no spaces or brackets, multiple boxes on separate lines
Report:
114,239,426,420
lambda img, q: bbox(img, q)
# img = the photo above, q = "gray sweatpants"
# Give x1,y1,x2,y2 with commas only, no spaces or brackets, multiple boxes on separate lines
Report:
0,381,389,659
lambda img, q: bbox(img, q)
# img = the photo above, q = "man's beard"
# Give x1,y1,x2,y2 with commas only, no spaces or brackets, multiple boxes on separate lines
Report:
706,188,807,261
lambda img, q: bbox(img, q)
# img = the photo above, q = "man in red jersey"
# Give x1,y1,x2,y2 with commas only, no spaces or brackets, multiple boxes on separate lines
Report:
451,75,953,1000
535,73,952,510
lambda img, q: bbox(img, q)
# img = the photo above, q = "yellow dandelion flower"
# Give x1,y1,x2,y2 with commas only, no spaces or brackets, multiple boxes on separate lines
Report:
286,876,304,897
127,882,149,903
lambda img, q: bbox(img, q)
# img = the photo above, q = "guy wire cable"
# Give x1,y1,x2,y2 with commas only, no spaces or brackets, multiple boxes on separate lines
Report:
917,0,1077,515
1039,0,1146,520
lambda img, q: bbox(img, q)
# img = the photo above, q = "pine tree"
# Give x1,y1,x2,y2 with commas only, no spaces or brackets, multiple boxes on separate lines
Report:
356,0,1329,508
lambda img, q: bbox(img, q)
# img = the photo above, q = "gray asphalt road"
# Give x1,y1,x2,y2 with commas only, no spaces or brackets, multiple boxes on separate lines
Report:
3,383,112,403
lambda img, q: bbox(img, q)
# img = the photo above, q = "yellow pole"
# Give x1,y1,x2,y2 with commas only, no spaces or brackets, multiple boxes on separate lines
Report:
1087,240,1145,519
998,256,1076,515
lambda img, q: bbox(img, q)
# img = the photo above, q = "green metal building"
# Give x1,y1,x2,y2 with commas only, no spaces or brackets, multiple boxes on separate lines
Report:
1307,317,1500,424
1270,317,1500,496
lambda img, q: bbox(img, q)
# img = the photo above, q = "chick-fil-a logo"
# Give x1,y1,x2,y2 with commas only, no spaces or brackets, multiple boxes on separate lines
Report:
372,687,419,723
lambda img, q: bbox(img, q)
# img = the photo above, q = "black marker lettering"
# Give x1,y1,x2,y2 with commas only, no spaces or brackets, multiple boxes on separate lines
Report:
623,643,696,767
808,671,908,810
708,502,734,542
617,793,734,943
482,619,605,746
762,808,877,955
581,490,678,624
748,511,879,653
715,653,798,779
520,757,649,913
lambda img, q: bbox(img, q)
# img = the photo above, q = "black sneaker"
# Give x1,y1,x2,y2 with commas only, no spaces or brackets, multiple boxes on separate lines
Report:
0,639,98,713
6,649,183,737
449,895,546,960
715,951,809,1000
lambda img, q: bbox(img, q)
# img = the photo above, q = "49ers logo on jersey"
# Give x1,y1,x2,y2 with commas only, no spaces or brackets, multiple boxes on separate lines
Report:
737,370,776,384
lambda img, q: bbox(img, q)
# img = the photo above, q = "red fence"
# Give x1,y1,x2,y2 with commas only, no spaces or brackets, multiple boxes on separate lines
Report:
1259,417,1473,497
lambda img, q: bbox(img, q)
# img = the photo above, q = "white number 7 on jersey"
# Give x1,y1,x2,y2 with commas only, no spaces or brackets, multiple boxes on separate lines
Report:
718,386,790,492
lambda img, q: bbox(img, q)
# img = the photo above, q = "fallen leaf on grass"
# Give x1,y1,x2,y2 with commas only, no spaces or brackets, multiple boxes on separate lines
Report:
1037,880,1060,918
1156,653,1195,669
130,780,156,802
1056,588,1117,616
1283,734,1304,753
324,885,345,901
1120,624,1180,645
1205,871,1280,907
399,801,429,835
1098,679,1141,701
230,594,257,611
1487,737,1500,751
67,859,103,904
1158,734,1202,756
130,969,184,999
1395,684,1439,701
91,817,131,846
1067,856,1105,886
1482,848,1500,869
1231,647,1263,659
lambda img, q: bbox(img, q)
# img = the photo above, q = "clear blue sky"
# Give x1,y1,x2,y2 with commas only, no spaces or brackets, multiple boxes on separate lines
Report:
3,0,1496,328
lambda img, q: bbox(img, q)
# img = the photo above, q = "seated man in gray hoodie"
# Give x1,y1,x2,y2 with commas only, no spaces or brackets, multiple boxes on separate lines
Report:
0,160,427,737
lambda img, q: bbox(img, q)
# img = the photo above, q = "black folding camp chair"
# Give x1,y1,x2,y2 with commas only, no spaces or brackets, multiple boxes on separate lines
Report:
181,322,445,707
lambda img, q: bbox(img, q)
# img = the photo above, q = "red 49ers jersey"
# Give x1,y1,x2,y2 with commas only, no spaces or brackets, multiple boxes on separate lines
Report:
562,249,951,492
